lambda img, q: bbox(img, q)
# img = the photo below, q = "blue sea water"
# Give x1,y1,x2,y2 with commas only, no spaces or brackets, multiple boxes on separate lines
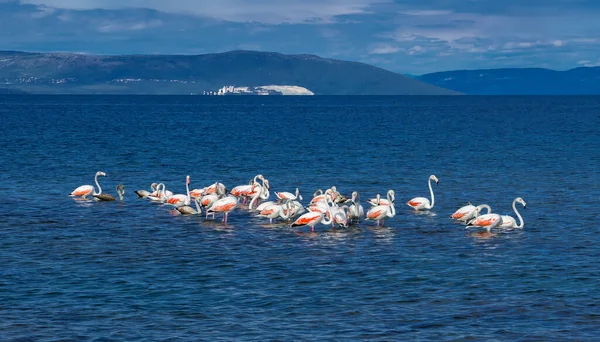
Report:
0,95,598,341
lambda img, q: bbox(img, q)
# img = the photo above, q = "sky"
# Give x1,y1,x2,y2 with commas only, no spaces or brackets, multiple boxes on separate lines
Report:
1,0,599,74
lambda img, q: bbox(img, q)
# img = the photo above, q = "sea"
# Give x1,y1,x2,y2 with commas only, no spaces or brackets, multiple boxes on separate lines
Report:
0,95,598,341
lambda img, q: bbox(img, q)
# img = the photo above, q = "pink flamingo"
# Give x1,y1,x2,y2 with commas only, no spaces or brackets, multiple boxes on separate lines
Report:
70,171,106,199
167,175,191,207
407,175,439,210
207,195,239,223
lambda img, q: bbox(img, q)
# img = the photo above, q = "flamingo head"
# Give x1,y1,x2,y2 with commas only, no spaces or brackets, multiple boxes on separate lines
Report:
516,197,527,208
186,175,190,184
430,175,439,184
97,171,107,177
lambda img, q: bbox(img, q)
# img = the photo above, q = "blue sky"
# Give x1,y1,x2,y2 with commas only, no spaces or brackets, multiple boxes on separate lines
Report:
1,0,599,74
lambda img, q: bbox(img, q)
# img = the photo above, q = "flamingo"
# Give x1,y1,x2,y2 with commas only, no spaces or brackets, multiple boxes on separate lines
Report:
451,202,478,222
134,183,158,198
275,188,302,202
309,189,330,204
167,175,191,207
176,197,202,215
230,178,254,199
366,190,396,226
147,183,172,202
94,184,125,202
248,178,270,210
207,195,239,223
70,171,106,199
206,182,227,195
407,175,439,211
189,187,205,199
347,191,365,223
499,197,526,229
467,204,503,233
286,200,306,219
307,189,335,213
257,200,293,224
199,193,224,219
291,198,333,232
367,190,395,206
324,195,348,228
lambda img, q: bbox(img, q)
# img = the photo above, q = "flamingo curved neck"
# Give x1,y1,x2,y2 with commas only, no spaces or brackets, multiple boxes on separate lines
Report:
248,183,264,210
321,199,333,225
185,177,191,204
160,183,167,199
94,173,102,195
194,198,201,214
280,201,292,220
513,200,524,228
428,178,435,209
388,192,396,216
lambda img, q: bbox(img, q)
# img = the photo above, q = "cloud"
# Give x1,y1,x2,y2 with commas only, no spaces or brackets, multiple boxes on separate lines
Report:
20,0,387,24
96,19,162,33
408,45,425,55
578,59,600,67
3,0,600,74
368,43,400,54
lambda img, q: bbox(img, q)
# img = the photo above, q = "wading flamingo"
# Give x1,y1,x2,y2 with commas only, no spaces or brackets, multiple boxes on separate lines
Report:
347,191,365,223
407,175,439,211
275,188,302,202
135,183,158,198
499,197,526,229
207,195,239,223
94,184,125,202
451,202,478,222
70,171,106,199
176,197,202,215
366,190,396,226
167,175,191,207
467,204,503,236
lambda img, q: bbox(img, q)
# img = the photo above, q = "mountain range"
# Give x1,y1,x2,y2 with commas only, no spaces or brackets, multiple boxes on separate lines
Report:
417,67,600,95
1,50,599,95
0,50,456,95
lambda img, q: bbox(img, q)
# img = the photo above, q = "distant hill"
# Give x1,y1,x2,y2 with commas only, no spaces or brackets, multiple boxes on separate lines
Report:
418,67,600,95
0,50,457,95
0,87,29,94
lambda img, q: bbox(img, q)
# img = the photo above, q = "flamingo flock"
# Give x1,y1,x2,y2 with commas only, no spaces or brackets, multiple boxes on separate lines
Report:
70,171,526,237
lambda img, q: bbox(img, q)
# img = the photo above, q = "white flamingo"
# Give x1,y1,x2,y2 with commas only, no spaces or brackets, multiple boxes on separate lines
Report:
166,175,191,207
70,171,106,199
407,175,439,210
451,202,478,222
207,195,239,223
257,200,293,224
366,190,396,226
275,188,302,202
499,197,526,229
467,204,503,235
347,191,365,223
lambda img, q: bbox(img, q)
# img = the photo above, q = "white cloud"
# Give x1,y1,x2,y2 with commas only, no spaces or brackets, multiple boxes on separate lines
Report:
97,19,162,33
408,45,425,55
401,10,453,16
552,40,564,47
578,59,600,67
20,0,387,24
368,44,400,54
